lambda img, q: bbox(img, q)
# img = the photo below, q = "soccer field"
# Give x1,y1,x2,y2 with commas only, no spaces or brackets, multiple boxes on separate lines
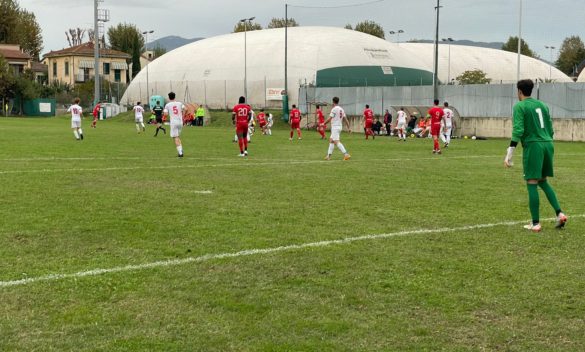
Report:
1,114,584,351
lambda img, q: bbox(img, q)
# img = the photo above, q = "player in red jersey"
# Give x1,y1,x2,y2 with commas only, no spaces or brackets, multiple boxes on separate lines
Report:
257,109,268,135
91,101,102,128
428,99,444,154
289,104,302,140
363,104,375,140
232,96,252,157
316,105,326,139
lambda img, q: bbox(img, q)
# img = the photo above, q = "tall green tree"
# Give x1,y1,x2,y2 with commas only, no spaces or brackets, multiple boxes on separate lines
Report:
555,35,585,76
107,23,144,81
352,20,385,39
0,0,43,60
455,69,491,85
0,54,16,99
15,9,43,60
233,21,262,33
152,45,166,59
501,36,537,58
267,18,299,29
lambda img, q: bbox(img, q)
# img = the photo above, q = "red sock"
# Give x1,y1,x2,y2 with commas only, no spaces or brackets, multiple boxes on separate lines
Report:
238,138,244,153
243,137,248,149
297,129,302,138
319,129,325,138
290,130,293,138
434,139,439,150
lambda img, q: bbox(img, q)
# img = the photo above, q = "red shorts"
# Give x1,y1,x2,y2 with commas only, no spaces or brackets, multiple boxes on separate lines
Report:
291,121,300,129
431,124,441,136
236,123,248,134
259,122,266,128
365,121,373,129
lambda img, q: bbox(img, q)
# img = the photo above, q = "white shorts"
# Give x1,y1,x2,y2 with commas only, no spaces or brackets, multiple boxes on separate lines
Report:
443,125,452,135
396,122,406,130
135,117,144,123
71,120,81,129
170,123,182,138
330,127,342,141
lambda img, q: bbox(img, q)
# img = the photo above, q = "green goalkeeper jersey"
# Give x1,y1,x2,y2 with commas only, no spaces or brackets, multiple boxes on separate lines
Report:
511,97,554,144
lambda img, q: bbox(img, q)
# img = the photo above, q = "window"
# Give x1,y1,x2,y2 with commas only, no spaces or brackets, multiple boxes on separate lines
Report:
114,69,121,82
103,62,110,75
53,62,57,76
65,61,69,76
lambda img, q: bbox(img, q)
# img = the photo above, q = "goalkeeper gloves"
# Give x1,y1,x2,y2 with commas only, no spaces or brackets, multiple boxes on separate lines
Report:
504,146,515,167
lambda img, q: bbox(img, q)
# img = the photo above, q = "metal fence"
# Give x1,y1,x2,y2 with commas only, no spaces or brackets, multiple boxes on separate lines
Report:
299,83,585,119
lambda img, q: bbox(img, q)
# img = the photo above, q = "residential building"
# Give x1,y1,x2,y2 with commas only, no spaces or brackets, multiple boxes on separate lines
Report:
0,44,32,75
43,42,131,86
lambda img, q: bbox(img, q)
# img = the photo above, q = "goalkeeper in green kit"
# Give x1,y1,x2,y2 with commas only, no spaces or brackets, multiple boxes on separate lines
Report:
504,79,567,232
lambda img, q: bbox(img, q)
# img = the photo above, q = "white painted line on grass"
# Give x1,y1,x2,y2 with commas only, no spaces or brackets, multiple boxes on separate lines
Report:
1,214,583,289
191,190,213,194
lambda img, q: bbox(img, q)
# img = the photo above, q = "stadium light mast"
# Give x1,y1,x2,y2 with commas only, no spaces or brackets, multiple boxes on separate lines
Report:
284,3,289,122
240,16,255,99
388,30,404,44
93,0,109,106
433,0,441,101
142,30,154,103
442,38,454,83
545,45,555,80
517,0,523,82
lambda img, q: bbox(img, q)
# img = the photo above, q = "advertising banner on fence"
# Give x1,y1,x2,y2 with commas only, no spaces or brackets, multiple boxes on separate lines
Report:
266,88,285,101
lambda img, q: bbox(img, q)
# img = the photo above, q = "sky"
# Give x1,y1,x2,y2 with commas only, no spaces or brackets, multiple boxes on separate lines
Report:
20,0,585,60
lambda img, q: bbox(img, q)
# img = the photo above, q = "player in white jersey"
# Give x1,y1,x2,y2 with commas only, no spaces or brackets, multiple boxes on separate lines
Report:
163,92,186,157
441,102,455,148
133,102,146,133
67,97,84,140
395,107,408,141
266,112,273,136
323,96,351,160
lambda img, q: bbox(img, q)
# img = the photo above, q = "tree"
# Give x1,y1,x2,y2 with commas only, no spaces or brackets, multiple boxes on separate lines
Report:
555,35,585,76
107,23,144,80
501,36,537,58
455,69,491,85
15,10,43,60
152,45,166,59
344,24,353,30
0,54,16,100
267,18,299,29
233,21,262,33
0,0,43,60
352,20,385,39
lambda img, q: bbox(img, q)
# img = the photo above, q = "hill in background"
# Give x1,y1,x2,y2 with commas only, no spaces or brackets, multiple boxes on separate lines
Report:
148,35,204,52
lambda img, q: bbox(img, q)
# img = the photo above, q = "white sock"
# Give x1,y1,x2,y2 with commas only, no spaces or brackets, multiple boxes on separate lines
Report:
327,143,334,155
78,128,83,136
337,143,347,154
73,130,79,139
177,145,183,155
440,134,446,143
446,134,451,144
136,124,140,132
141,122,145,129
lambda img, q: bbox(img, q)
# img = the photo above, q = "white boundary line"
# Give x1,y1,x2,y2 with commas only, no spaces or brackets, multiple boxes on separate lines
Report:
1,214,583,289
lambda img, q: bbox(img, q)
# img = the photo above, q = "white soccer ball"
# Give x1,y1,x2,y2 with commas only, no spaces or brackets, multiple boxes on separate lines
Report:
471,136,477,140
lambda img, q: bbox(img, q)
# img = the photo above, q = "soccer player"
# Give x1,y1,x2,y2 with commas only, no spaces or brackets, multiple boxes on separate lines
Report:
395,107,408,141
504,79,567,232
257,109,268,135
323,97,351,161
133,102,146,133
232,96,252,157
67,97,84,140
316,105,326,139
383,109,392,136
163,92,185,157
91,100,101,128
441,101,454,148
363,104,375,140
152,100,166,136
289,104,302,140
266,112,273,136
428,100,444,154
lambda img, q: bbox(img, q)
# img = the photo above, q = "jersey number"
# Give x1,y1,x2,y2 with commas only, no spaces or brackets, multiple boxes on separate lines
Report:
536,108,545,129
172,106,179,115
73,108,79,114
237,108,248,117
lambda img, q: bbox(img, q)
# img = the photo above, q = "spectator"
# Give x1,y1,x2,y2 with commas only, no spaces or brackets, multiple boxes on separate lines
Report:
195,105,205,126
373,118,383,135
383,109,392,136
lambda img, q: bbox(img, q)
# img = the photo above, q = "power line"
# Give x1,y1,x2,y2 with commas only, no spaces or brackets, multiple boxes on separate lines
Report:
288,0,386,9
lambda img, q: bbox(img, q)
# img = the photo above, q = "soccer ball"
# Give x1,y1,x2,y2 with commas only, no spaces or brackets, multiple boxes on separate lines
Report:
464,136,468,139
471,136,477,140
410,134,415,138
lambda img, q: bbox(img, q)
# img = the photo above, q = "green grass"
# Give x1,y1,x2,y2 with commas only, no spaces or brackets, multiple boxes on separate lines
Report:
0,113,584,351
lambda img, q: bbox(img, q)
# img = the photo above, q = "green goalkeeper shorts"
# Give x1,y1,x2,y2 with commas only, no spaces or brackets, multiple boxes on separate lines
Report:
522,141,554,180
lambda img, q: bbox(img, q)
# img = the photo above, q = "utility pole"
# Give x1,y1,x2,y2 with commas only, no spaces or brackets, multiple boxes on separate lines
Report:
93,0,109,106
433,0,441,101
284,3,289,122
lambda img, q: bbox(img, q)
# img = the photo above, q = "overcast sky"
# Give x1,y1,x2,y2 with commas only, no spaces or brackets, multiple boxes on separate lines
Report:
21,0,585,60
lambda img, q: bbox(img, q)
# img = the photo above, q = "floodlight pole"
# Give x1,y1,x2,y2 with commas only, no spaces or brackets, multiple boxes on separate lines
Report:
284,3,289,122
93,0,100,105
545,45,555,80
433,0,441,101
142,30,154,103
517,0,522,82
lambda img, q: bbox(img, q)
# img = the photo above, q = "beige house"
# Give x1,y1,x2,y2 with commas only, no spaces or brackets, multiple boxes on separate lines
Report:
0,44,32,74
43,42,131,86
